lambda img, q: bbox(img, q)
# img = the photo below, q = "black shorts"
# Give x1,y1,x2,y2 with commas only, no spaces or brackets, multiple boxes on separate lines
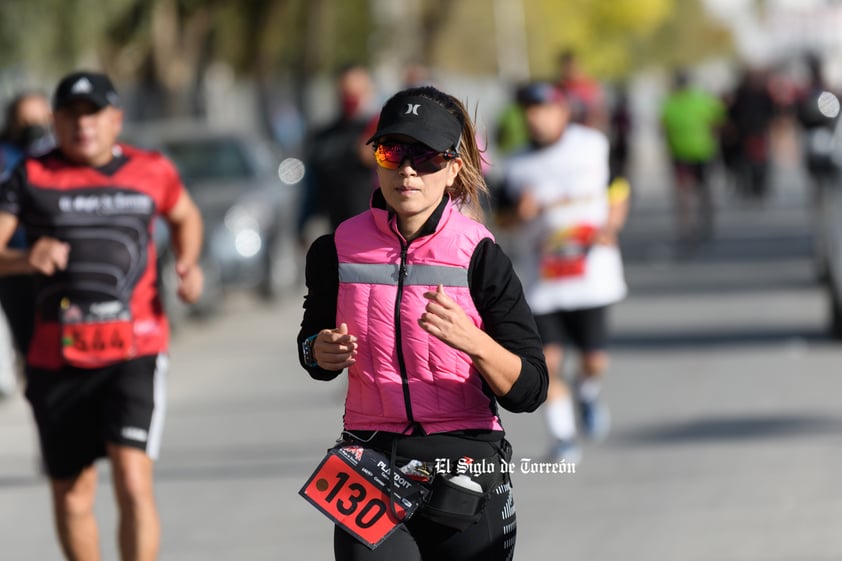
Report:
25,354,168,479
533,306,609,352
334,479,515,561
333,432,516,561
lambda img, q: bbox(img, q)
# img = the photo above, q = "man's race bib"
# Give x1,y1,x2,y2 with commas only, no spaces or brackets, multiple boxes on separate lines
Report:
539,224,597,279
60,298,135,368
300,445,428,549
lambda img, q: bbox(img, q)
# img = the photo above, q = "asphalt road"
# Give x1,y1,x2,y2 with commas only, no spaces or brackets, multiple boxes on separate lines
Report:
1,160,841,560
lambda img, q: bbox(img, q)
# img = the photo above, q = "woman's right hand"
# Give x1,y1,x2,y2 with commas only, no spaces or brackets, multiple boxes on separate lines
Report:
313,322,358,370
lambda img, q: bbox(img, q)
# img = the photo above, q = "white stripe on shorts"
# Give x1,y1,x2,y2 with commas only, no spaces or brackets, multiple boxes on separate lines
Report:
146,354,168,459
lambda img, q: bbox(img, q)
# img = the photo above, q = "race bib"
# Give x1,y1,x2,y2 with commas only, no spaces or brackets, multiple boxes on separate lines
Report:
300,445,427,550
539,224,597,279
60,298,135,368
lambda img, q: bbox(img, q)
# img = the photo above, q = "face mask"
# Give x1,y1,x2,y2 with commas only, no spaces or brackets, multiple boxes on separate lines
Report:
341,94,361,118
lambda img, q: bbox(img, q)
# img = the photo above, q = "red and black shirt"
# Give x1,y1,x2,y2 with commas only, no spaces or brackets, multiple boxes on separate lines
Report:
0,144,184,369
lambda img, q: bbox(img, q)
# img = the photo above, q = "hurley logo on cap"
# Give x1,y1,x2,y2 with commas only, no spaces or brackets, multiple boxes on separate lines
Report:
367,90,463,152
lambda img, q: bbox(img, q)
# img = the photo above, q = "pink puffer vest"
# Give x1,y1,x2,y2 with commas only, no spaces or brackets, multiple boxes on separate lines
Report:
335,198,503,434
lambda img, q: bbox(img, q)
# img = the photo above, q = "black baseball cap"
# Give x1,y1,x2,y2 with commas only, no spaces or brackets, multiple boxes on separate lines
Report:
367,91,463,152
516,81,566,106
53,71,120,111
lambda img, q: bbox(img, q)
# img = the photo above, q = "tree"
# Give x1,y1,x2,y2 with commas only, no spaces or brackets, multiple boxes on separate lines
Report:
1,0,374,120
0,0,732,123
0,0,135,76
640,0,734,73
419,0,732,81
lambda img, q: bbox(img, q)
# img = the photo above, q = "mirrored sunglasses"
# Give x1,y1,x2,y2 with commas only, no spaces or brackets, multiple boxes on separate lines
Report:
373,142,457,174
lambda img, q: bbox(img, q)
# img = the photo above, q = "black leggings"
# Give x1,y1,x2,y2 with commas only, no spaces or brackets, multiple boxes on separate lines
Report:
334,478,516,561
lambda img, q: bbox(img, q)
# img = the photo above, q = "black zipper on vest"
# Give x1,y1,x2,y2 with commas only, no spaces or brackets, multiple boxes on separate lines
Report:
394,240,416,430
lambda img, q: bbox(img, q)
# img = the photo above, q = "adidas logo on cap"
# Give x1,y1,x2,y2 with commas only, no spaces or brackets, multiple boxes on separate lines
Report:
53,71,120,110
70,78,94,94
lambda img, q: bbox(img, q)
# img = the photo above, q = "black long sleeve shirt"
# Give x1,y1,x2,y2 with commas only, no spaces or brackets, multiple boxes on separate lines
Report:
296,194,548,415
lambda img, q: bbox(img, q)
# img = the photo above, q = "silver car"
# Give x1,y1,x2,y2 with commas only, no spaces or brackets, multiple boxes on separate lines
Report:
125,123,303,323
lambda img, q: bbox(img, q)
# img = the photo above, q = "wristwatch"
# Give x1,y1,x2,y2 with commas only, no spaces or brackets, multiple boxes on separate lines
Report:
301,334,319,368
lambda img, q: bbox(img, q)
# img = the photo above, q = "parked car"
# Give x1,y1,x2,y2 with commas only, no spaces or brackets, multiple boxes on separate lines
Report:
123,122,304,325
803,91,842,340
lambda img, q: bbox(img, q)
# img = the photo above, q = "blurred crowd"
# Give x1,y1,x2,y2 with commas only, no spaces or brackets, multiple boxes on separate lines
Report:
2,51,840,401
284,52,840,250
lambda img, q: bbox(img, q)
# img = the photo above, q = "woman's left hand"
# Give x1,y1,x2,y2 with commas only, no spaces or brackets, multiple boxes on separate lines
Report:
421,284,523,397
419,284,478,354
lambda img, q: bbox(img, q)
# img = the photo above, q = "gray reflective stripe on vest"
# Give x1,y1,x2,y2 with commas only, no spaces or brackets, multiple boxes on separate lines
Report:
338,262,468,287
